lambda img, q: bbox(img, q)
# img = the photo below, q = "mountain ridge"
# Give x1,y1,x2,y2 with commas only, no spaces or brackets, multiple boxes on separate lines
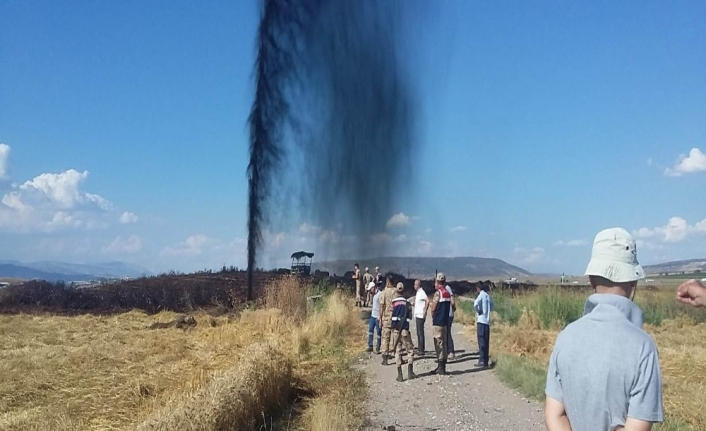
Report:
313,256,532,280
644,258,706,275
0,261,153,282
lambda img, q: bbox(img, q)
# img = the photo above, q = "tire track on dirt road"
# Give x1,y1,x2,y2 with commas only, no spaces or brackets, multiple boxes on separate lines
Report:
358,317,545,431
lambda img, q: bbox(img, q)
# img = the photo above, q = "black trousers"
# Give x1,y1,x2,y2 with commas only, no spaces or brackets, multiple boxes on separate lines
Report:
415,317,425,352
477,322,490,365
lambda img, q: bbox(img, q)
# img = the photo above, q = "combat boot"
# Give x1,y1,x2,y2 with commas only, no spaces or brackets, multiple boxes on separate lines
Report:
431,361,441,374
439,360,447,375
381,355,388,366
396,366,404,382
407,363,416,380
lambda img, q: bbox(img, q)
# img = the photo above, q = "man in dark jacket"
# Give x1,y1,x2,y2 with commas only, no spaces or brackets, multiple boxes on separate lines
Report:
430,272,451,375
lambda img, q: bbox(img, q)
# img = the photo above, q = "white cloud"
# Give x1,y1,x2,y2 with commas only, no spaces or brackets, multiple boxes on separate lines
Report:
386,212,414,228
298,223,321,235
633,216,706,243
102,235,143,254
417,240,433,255
119,212,138,224
450,226,467,232
647,158,653,167
695,219,706,233
0,168,131,233
161,234,219,257
553,239,587,247
513,246,547,264
635,240,664,251
0,144,10,179
665,148,706,177
424,228,432,234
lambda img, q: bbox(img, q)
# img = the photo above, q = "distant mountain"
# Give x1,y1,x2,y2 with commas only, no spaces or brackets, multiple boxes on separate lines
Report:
644,259,706,275
313,256,531,280
0,261,153,282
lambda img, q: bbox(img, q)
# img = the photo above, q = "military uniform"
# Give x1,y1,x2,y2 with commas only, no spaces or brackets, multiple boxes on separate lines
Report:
363,270,374,306
354,267,363,306
390,282,415,381
379,284,396,364
431,273,452,375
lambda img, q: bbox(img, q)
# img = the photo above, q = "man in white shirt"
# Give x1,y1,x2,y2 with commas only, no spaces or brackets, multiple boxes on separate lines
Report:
413,279,429,354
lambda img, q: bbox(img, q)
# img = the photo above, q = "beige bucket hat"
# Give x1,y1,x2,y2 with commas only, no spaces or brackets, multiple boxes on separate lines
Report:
584,227,645,283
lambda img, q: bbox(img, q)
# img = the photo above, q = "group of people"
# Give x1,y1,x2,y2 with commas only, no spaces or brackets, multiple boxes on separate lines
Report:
350,227,706,431
363,270,494,381
352,264,383,307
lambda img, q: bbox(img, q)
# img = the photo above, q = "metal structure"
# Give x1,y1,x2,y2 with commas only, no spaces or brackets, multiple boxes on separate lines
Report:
290,251,314,276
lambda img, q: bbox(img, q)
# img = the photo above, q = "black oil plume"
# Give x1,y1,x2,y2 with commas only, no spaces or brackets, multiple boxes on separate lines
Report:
247,0,423,297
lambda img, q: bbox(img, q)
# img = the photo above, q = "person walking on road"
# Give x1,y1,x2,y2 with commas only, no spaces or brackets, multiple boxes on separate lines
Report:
413,279,429,355
445,283,457,359
677,279,706,308
474,283,493,368
368,282,382,353
379,275,396,365
544,228,664,431
430,272,452,375
390,282,416,381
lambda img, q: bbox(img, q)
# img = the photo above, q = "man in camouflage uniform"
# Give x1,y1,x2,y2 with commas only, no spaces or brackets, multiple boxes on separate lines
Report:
390,282,416,381
379,275,397,365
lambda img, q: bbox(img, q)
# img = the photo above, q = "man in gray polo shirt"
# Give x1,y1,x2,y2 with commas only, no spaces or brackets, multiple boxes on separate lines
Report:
544,227,664,431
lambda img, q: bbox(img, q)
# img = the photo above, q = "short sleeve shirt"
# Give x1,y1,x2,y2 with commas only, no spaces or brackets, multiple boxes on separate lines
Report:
545,295,663,430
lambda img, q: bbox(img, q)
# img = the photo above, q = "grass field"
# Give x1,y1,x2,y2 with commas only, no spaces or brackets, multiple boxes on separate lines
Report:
0,277,367,431
458,286,706,431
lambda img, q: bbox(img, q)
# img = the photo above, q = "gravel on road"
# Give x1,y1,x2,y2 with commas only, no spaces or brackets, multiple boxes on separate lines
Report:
357,316,545,431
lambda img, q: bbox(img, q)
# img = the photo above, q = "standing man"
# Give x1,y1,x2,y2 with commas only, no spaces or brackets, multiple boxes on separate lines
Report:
352,263,362,307
390,282,416,381
413,279,429,355
363,267,374,306
445,283,457,359
430,272,451,375
368,282,382,353
474,283,493,368
374,266,383,291
545,228,663,431
379,275,396,365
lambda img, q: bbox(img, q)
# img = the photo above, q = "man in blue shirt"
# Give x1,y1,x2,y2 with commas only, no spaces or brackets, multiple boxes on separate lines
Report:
544,228,664,431
368,282,382,353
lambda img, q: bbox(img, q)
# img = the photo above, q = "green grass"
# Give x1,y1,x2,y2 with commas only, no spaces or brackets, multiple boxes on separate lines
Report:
494,354,694,431
488,287,706,328
494,354,546,401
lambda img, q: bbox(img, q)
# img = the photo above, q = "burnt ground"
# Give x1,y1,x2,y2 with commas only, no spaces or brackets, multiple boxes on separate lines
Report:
358,318,545,431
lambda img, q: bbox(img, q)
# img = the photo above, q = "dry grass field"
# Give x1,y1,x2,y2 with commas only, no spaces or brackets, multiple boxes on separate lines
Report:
458,286,706,431
0,277,367,431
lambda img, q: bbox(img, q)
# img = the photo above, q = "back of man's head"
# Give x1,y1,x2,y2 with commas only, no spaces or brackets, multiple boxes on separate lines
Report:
584,227,644,300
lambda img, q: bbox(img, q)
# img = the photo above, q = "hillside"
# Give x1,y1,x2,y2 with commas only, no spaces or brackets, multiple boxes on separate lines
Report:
644,258,706,275
0,261,153,282
313,256,531,280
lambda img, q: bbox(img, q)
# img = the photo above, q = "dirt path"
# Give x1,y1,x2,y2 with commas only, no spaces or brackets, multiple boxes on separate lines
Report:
358,317,545,431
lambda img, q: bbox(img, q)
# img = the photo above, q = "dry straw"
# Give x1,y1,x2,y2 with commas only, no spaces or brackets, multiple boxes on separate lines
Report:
135,341,292,431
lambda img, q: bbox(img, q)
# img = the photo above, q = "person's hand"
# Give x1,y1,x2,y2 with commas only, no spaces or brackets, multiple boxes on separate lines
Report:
676,279,706,308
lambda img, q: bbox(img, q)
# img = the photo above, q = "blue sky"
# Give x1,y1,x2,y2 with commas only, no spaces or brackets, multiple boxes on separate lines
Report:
1,1,705,275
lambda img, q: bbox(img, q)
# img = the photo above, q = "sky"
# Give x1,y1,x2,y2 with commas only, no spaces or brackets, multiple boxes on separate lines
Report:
1,1,705,276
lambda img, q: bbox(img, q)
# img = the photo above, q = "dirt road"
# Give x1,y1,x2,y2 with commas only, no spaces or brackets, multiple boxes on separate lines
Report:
358,317,545,431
